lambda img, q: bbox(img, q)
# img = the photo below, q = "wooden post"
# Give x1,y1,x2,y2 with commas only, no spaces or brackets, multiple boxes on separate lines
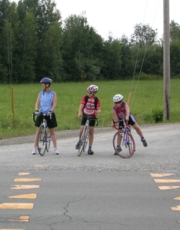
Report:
163,0,170,120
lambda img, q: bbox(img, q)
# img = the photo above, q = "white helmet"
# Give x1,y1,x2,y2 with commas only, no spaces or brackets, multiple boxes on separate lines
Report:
113,94,123,102
87,85,98,93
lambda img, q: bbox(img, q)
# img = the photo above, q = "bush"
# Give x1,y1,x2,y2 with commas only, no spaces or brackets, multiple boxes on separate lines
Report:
152,109,163,123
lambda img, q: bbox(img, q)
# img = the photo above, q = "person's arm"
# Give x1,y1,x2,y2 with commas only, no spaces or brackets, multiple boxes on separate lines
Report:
50,93,57,112
125,103,130,121
113,109,119,122
96,106,101,115
96,99,101,115
78,104,84,118
35,94,40,111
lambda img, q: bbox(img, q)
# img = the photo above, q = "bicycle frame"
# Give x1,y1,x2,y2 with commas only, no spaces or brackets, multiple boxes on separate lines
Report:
32,112,52,156
112,119,135,158
78,115,98,156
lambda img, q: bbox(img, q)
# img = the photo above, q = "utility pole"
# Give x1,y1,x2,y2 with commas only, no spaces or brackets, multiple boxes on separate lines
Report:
163,0,170,120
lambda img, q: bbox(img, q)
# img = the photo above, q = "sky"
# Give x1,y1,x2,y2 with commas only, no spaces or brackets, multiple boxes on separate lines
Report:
13,0,180,40
56,0,179,40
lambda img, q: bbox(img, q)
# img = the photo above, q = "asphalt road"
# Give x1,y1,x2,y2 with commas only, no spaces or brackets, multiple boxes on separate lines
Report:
0,123,180,230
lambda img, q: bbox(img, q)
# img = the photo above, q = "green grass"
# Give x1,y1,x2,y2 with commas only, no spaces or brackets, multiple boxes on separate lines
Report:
0,79,179,139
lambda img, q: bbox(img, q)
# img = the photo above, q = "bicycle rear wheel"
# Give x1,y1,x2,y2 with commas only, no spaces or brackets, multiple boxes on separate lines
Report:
36,125,47,156
113,130,135,158
78,126,88,156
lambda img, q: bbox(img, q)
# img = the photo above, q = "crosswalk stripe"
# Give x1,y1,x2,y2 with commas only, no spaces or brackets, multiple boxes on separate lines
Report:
10,185,39,189
9,216,30,222
0,203,34,209
154,179,180,183
171,206,180,211
14,178,41,182
158,186,180,190
8,193,37,199
150,173,174,177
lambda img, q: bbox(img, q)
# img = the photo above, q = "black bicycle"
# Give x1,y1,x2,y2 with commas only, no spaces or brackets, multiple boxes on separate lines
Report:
32,112,52,156
77,115,98,156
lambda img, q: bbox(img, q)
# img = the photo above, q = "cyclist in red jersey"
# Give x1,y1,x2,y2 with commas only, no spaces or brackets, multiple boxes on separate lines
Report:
75,85,101,155
113,94,147,155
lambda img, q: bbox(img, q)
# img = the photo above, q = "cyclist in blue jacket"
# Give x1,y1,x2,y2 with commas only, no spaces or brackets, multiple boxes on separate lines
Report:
32,77,59,155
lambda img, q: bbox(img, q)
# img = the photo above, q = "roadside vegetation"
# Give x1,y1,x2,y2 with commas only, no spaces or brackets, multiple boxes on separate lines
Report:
0,79,180,139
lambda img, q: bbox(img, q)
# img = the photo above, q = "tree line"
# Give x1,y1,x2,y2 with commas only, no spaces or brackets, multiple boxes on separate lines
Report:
1,0,180,83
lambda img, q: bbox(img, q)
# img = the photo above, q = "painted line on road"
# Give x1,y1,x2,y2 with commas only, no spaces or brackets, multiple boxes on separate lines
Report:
9,216,29,222
18,172,30,176
0,203,34,209
154,179,180,183
14,178,41,182
158,186,180,190
150,173,174,177
34,164,44,168
8,193,37,199
174,196,180,200
171,206,180,211
10,185,40,189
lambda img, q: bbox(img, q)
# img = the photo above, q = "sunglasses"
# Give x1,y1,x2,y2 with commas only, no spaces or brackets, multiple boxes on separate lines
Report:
115,101,122,104
88,92,93,94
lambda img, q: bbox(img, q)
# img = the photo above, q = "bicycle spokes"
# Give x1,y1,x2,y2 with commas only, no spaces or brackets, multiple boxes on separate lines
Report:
113,130,135,158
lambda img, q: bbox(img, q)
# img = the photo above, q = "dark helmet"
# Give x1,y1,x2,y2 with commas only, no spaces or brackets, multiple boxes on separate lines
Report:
40,77,52,84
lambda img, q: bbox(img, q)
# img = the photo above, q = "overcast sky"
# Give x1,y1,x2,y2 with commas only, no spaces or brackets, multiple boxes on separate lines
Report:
13,0,180,40
56,0,179,40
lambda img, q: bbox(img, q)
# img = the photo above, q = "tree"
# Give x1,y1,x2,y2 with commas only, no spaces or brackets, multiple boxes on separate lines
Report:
170,20,180,42
119,35,134,78
62,13,103,81
131,23,157,47
39,23,63,81
101,36,122,80
170,39,180,77
14,11,37,83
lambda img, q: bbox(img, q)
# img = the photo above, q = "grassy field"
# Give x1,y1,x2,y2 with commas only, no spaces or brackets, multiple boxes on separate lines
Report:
0,79,179,139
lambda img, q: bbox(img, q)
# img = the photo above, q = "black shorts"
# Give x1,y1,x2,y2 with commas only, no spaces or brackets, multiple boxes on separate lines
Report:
81,115,96,127
118,114,136,128
35,113,58,129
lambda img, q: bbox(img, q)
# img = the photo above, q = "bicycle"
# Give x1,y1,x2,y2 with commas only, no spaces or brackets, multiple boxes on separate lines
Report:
112,119,135,158
77,115,99,156
32,112,52,156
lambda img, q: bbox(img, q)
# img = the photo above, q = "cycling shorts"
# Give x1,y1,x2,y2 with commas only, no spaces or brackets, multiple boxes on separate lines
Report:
35,113,58,129
81,115,96,127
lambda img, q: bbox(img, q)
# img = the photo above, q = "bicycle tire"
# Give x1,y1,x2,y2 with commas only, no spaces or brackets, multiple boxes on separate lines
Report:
78,125,88,156
46,129,51,152
113,130,135,158
37,125,47,156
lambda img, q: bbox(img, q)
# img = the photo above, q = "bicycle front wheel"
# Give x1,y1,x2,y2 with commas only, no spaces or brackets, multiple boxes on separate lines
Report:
46,129,51,152
36,125,47,156
78,126,88,156
113,130,135,158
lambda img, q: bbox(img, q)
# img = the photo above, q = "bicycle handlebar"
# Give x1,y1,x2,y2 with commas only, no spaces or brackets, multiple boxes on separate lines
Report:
32,112,52,122
80,114,99,126
112,119,130,131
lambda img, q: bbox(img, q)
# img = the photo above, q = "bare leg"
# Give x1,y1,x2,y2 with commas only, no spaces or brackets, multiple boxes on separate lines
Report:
89,126,94,147
79,125,85,139
49,128,57,148
116,132,122,146
132,123,144,138
33,127,39,148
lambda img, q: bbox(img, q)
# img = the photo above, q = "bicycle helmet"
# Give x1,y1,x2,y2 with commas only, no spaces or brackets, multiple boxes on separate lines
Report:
40,77,52,84
87,85,98,93
113,94,123,102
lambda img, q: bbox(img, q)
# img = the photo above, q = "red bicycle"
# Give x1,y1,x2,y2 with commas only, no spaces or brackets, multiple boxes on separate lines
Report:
112,119,135,158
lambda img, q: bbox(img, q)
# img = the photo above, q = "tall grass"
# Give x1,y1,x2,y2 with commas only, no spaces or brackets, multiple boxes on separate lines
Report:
0,79,179,139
